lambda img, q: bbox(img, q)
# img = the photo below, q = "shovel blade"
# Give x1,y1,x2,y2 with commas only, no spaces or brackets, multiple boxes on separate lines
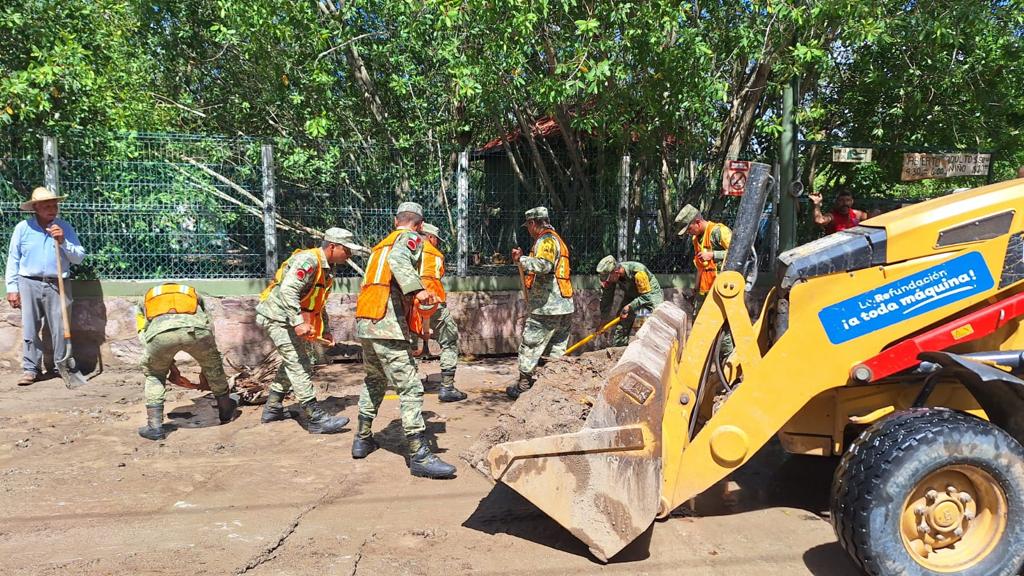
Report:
57,364,89,389
56,351,89,389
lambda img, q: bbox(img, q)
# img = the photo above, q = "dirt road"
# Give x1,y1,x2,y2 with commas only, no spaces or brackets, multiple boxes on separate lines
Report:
0,357,860,575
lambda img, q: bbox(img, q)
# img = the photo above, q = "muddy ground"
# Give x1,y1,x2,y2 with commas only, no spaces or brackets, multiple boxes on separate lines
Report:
0,354,860,576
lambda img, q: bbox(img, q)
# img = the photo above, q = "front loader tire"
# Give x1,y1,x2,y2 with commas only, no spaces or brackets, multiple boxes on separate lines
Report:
830,408,1024,576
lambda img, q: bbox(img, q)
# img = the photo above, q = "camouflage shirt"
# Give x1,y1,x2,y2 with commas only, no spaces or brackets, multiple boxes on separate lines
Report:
355,228,425,341
255,247,331,327
520,229,575,316
600,261,664,319
697,223,731,266
138,292,214,344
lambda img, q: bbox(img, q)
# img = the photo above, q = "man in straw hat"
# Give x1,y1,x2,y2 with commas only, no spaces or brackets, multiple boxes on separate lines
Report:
256,227,367,434
5,186,86,386
353,202,457,479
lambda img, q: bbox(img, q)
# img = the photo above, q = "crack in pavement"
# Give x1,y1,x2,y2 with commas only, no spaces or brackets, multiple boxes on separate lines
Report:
233,472,352,575
348,532,376,576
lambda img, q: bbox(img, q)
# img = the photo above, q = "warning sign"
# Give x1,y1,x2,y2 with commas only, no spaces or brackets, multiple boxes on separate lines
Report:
722,160,750,196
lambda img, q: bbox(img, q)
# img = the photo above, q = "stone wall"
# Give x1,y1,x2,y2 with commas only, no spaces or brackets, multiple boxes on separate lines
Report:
0,284,696,372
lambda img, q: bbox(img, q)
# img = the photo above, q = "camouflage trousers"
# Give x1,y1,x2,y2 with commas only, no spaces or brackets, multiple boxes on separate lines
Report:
694,293,734,358
257,313,317,403
140,327,229,405
517,313,572,375
358,338,425,436
429,304,459,373
610,312,637,347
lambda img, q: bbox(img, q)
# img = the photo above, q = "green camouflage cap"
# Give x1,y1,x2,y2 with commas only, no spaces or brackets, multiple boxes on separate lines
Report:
674,204,699,234
596,255,617,275
524,206,549,220
324,227,368,255
396,201,424,217
421,222,441,240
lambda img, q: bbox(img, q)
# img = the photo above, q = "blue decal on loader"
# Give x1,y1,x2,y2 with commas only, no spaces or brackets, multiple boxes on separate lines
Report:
818,251,994,344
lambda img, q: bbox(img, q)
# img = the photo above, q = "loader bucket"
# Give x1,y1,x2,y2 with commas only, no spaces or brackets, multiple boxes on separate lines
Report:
487,303,688,561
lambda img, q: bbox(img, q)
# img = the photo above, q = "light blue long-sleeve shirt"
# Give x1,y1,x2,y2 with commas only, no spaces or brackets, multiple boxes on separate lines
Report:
5,217,87,292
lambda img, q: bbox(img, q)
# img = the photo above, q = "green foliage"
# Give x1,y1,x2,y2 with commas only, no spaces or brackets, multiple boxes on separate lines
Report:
1,0,1023,268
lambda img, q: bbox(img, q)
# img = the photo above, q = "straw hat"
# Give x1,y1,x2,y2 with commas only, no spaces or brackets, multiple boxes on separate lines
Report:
20,186,67,212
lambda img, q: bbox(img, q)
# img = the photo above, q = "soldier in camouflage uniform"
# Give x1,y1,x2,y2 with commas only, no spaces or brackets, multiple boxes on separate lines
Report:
136,283,236,441
418,223,467,402
507,206,575,399
352,202,456,479
257,227,367,434
596,255,664,347
676,204,733,356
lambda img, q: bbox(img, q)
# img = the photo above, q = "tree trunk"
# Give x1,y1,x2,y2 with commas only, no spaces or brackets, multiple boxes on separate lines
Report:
627,158,647,257
552,105,591,200
344,43,410,197
720,61,772,162
495,116,538,199
511,103,562,211
689,60,772,213
658,147,676,246
539,36,592,204
539,136,575,236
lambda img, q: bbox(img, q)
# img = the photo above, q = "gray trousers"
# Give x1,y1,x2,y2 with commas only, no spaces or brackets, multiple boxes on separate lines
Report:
18,276,72,374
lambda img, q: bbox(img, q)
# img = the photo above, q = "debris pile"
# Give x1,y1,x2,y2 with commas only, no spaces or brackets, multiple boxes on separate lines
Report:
461,346,625,474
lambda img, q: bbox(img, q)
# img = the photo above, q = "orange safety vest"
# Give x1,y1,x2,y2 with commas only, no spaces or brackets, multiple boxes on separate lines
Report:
355,229,408,321
419,241,446,302
524,229,573,298
693,222,725,296
260,248,333,339
143,283,199,319
406,241,447,339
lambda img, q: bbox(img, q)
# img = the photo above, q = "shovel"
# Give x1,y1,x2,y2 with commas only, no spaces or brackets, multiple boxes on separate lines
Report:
564,316,622,356
515,260,530,326
53,241,88,389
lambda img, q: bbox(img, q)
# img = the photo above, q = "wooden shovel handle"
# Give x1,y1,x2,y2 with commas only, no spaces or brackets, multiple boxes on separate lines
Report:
54,241,71,339
516,261,529,303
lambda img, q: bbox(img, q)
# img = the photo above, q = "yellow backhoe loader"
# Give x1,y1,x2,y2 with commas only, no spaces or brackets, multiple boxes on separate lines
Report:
487,170,1024,576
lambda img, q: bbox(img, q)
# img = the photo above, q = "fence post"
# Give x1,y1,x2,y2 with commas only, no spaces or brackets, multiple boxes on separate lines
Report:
769,163,781,272
779,74,798,252
261,144,278,279
43,136,59,193
456,149,469,277
617,154,630,261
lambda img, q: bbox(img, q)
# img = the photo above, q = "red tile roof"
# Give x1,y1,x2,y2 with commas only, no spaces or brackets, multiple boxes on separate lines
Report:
477,116,562,153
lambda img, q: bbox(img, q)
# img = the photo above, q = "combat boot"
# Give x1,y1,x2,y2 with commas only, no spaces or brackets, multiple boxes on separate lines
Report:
351,416,379,459
215,394,238,424
438,370,467,403
261,389,291,423
138,404,165,441
301,399,350,434
505,372,535,400
407,433,456,479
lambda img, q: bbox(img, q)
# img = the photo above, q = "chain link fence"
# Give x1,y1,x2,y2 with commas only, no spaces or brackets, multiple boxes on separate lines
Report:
1,129,736,281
